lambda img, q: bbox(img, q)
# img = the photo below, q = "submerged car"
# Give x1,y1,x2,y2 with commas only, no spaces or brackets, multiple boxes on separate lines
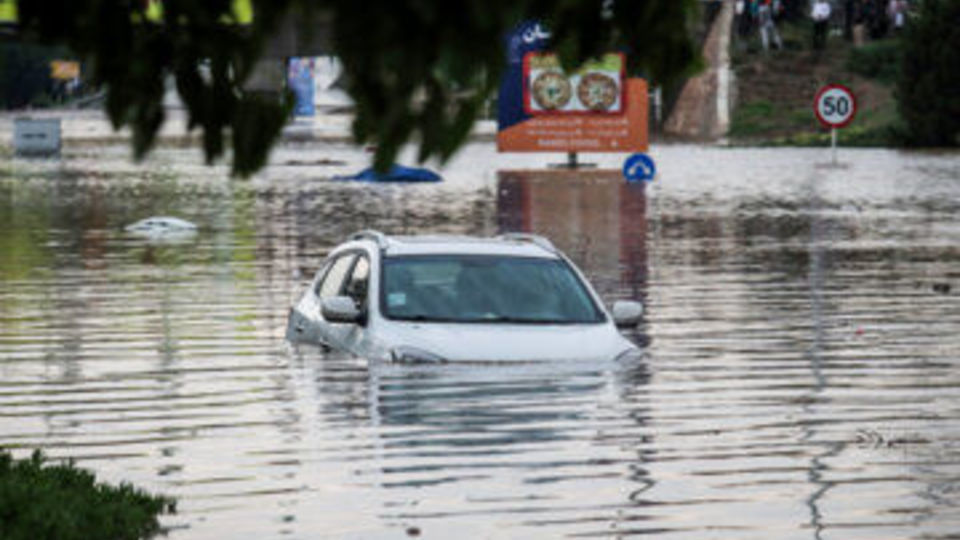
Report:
286,230,644,363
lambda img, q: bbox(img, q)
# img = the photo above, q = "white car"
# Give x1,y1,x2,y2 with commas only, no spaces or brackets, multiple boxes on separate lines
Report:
286,230,644,363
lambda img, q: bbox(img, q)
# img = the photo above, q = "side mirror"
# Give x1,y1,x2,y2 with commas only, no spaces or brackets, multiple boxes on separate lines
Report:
612,300,644,328
321,296,362,324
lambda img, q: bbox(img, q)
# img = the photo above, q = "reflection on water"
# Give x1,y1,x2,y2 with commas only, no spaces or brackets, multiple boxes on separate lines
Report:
1,144,960,538
497,169,649,345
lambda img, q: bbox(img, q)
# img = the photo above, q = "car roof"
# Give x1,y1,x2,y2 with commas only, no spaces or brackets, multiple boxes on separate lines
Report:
344,231,560,259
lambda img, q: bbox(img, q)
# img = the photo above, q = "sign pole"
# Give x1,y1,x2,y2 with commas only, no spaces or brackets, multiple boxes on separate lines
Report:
831,128,837,165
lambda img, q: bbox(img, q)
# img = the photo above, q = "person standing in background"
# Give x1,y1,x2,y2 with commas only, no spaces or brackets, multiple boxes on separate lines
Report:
812,0,833,51
736,1,753,41
758,0,784,51
852,0,868,46
866,0,888,38
887,0,907,34
844,0,855,40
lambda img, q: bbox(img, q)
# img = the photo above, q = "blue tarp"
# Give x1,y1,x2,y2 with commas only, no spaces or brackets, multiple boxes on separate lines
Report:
338,165,442,183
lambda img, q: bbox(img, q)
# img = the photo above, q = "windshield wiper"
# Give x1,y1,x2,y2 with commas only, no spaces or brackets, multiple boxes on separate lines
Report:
474,315,580,324
392,314,459,323
390,314,591,324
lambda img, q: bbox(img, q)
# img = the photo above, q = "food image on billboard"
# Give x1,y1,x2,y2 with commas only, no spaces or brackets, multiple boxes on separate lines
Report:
531,72,572,111
524,53,624,115
578,73,619,111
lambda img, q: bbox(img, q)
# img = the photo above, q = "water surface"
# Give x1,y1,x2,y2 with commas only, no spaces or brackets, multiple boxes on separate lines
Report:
1,143,959,538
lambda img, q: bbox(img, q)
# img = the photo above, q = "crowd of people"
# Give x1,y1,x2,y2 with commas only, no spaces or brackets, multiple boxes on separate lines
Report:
845,0,912,43
735,0,915,53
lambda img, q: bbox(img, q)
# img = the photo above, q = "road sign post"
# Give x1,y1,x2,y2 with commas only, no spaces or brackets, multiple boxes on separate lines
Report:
828,127,836,164
814,84,857,165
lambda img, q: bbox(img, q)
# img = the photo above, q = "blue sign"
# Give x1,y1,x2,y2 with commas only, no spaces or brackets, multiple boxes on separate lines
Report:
623,153,656,182
288,58,316,117
498,20,551,133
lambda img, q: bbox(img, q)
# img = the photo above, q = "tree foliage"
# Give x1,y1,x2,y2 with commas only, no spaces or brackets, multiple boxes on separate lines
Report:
17,0,700,176
0,450,174,540
896,0,960,146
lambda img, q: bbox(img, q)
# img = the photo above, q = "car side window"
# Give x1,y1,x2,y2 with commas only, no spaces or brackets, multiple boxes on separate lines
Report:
317,254,356,299
344,256,370,308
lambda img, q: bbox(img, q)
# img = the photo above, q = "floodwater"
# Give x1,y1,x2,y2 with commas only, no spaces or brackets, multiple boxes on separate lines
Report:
1,142,959,539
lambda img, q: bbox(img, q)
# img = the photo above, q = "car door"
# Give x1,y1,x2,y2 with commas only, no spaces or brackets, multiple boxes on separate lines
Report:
288,260,329,344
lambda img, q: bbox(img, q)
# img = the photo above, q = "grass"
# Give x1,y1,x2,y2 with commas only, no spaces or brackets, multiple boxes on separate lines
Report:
0,450,175,540
765,123,896,147
729,98,818,139
846,39,902,83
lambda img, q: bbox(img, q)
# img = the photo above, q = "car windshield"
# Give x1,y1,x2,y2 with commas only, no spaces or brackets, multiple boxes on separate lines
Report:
381,255,605,324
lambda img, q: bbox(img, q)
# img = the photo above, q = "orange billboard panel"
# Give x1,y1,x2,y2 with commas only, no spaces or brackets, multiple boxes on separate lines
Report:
498,78,648,153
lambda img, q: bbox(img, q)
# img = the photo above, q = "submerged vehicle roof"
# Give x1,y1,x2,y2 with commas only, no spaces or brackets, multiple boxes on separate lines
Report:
344,231,561,258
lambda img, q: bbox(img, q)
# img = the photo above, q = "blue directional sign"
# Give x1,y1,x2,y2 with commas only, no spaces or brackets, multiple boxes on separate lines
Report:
623,153,656,182
288,58,316,117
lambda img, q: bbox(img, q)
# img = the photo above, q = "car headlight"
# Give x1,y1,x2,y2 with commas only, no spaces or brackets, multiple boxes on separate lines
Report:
391,346,448,364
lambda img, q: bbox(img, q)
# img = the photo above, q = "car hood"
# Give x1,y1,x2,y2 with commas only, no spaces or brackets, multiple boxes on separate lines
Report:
374,321,637,363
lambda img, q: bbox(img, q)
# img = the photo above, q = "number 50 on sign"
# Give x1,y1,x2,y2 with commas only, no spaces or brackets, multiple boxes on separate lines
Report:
814,84,857,129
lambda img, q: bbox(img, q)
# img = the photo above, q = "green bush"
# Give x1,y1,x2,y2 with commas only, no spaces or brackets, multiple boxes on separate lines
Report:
0,450,175,540
729,100,776,137
896,0,960,146
847,40,901,83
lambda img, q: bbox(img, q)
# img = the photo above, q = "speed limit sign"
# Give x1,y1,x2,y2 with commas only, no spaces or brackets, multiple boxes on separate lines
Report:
814,84,857,128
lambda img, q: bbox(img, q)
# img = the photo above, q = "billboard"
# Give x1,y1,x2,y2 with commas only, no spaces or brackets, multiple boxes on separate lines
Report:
498,21,648,154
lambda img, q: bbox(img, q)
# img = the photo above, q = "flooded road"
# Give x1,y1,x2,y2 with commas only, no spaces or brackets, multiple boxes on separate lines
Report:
1,143,959,538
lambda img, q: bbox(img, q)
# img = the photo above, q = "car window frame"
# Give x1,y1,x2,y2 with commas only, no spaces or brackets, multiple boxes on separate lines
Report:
378,254,607,324
311,260,334,295
316,253,358,300
316,248,374,294
343,253,371,308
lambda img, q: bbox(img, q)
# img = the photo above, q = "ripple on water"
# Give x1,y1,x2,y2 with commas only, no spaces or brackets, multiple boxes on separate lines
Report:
1,145,959,538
